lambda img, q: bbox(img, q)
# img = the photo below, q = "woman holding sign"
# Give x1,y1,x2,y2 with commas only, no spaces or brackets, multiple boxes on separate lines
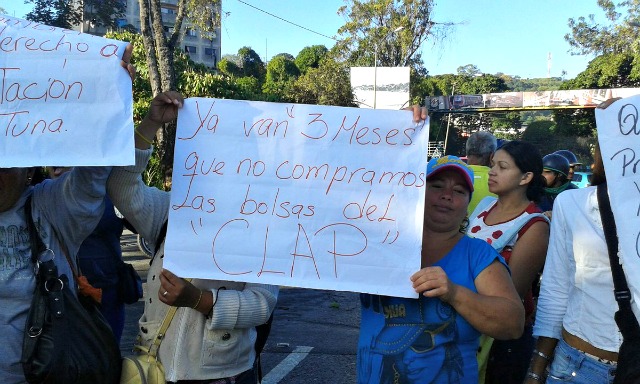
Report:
357,155,524,384
107,91,278,384
0,46,134,383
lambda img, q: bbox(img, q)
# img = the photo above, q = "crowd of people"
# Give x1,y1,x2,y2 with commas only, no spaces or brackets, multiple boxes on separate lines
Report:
0,43,634,384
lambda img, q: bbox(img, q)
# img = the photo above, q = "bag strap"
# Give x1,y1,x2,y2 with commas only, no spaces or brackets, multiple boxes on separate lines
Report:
596,183,630,303
596,183,640,340
147,305,178,358
25,195,46,264
146,278,191,358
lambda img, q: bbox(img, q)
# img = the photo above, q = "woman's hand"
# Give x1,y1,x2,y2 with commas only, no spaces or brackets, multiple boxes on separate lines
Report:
404,105,428,123
158,269,201,308
410,266,458,303
134,91,184,149
146,91,184,125
120,44,135,83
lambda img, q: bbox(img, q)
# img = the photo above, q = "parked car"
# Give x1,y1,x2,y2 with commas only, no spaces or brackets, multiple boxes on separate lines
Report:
571,171,593,188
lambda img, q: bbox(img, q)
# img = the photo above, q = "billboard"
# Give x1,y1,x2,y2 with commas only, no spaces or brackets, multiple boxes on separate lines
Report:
426,88,640,112
351,66,410,110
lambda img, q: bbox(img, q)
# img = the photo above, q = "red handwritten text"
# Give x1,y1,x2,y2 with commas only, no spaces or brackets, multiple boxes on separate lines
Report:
2,110,63,137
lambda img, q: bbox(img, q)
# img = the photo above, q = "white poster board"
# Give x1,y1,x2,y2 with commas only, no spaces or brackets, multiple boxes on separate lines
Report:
595,96,640,318
164,98,429,298
351,66,410,110
0,15,134,167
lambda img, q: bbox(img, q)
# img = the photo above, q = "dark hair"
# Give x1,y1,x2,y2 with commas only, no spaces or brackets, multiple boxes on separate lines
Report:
30,167,47,185
497,140,545,202
590,141,606,186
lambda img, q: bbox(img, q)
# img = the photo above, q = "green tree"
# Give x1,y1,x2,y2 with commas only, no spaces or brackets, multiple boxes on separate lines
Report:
262,55,300,101
456,64,482,77
295,45,329,74
238,46,266,81
289,58,356,107
274,52,295,61
565,0,640,55
334,0,454,73
553,52,640,138
217,57,242,77
265,55,300,83
25,0,124,29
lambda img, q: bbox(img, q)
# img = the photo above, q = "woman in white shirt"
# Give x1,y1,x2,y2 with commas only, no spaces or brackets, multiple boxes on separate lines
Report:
527,143,619,384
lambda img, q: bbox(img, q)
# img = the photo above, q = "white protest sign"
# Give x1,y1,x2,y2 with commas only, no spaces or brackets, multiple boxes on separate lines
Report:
164,98,429,298
0,15,134,167
595,96,640,318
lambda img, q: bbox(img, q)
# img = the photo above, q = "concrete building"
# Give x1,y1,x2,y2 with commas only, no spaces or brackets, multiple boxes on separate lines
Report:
77,0,221,69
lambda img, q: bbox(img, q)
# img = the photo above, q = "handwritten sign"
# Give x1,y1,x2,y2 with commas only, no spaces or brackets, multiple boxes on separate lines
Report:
163,98,429,298
595,96,640,318
0,15,133,167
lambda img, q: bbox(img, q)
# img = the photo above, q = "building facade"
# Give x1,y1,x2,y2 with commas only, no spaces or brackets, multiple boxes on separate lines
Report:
77,0,221,69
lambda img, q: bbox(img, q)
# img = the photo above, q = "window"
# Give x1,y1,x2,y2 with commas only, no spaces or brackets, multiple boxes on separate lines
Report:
204,48,215,57
185,28,197,37
161,7,176,14
185,45,197,54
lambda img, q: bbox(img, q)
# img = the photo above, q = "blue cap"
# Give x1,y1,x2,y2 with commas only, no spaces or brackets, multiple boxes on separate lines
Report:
426,155,475,193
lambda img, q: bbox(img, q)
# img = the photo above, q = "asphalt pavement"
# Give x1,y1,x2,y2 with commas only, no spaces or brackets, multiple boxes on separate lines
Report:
120,231,360,383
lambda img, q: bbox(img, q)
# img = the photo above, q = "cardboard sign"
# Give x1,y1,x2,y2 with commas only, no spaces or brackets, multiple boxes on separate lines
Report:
595,96,640,318
0,15,133,167
164,98,429,298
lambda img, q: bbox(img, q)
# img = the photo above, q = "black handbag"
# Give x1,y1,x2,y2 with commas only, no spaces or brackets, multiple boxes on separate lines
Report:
117,261,143,304
597,183,640,384
21,196,122,384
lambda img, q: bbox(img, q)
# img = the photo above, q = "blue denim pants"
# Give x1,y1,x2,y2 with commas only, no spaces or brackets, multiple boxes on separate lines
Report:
546,339,616,384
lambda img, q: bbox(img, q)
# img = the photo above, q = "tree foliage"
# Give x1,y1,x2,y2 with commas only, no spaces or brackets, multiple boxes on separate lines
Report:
295,45,329,74
289,58,356,107
238,46,266,81
25,0,124,29
334,0,454,73
565,0,640,55
262,55,300,101
217,57,242,77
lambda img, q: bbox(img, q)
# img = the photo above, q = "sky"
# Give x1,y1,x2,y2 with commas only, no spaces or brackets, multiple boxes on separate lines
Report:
2,0,606,79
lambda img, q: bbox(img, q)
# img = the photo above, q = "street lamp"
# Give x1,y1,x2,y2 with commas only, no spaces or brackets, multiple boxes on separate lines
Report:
373,26,404,109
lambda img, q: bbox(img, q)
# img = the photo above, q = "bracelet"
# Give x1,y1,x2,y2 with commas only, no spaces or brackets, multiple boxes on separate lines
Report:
533,349,551,361
135,128,153,145
191,289,203,309
526,371,545,382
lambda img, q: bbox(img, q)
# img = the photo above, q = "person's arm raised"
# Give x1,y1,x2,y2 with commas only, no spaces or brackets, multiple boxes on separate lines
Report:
134,91,184,150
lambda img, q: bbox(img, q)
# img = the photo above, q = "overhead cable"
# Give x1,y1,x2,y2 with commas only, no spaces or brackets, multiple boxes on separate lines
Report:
235,0,337,41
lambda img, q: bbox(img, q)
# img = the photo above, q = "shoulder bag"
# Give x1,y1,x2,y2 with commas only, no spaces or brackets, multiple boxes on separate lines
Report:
21,196,122,383
120,305,177,384
597,183,640,384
